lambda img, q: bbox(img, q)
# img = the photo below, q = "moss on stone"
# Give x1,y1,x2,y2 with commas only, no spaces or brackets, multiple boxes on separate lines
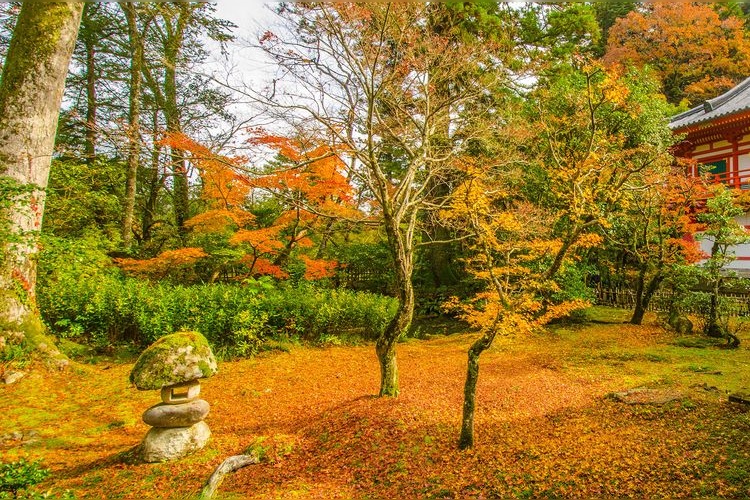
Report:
129,331,218,390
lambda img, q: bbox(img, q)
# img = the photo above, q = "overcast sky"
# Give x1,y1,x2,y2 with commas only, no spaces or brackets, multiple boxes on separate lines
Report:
208,1,279,85
201,2,283,149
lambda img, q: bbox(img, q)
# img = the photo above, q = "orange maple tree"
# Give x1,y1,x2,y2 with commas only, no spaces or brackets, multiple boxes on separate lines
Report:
604,3,750,105
606,165,707,325
115,132,354,282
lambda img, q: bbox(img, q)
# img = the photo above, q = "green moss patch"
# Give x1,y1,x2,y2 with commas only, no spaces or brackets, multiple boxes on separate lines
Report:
129,331,218,390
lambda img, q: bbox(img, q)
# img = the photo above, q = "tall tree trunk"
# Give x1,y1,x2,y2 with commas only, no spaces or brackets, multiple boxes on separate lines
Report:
422,183,459,287
376,217,415,397
81,4,97,162
163,6,189,238
0,1,83,355
121,3,143,250
141,108,162,243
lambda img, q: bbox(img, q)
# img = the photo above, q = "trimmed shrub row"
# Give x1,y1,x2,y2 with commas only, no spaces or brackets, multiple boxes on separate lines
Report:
39,274,397,358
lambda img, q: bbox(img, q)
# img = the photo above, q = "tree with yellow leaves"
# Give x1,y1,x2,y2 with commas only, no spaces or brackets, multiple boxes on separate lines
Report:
447,61,677,449
443,158,589,450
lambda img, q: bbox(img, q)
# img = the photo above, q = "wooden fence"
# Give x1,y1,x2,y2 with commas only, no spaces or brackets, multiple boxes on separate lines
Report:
596,287,750,317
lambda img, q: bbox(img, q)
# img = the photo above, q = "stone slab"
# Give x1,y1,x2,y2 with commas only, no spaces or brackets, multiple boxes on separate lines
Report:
609,387,684,405
143,399,210,428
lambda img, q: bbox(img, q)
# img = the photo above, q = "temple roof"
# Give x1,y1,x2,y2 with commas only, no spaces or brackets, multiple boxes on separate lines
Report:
669,77,750,131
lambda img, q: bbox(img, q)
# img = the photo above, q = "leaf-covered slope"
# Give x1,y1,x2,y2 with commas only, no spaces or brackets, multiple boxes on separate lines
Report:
2,313,750,498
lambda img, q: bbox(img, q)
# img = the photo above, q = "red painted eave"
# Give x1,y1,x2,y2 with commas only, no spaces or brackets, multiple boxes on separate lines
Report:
672,110,750,141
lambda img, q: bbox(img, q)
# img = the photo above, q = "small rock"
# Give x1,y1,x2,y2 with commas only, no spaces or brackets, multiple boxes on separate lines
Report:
143,399,210,428
609,387,683,405
10,431,23,440
3,371,25,385
729,393,750,406
140,421,211,463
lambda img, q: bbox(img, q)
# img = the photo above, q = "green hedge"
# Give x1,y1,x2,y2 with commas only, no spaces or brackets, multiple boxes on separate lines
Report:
38,273,397,358
37,235,397,357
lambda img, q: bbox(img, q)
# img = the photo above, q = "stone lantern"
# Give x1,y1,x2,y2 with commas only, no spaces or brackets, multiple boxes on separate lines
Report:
129,331,218,463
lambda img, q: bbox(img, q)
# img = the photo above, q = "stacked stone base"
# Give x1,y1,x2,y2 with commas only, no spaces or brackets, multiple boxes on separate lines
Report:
141,421,211,463
139,380,211,463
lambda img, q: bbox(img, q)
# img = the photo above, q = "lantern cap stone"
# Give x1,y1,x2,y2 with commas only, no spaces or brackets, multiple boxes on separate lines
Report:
129,331,218,390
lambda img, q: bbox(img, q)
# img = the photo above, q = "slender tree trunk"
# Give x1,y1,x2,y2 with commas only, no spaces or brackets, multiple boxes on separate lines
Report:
162,6,189,238
121,3,143,250
707,242,723,337
707,275,723,337
141,109,162,243
630,266,647,325
82,5,97,162
459,330,495,450
0,2,83,362
376,278,413,396
315,219,336,258
545,230,579,280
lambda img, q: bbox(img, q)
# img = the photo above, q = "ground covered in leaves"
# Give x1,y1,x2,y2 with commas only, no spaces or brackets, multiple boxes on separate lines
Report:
3,308,750,498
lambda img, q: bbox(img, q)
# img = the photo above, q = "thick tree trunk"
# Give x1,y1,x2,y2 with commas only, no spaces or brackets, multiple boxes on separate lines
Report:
423,222,459,288
121,3,143,250
376,334,399,397
631,268,664,325
0,2,84,325
376,216,415,397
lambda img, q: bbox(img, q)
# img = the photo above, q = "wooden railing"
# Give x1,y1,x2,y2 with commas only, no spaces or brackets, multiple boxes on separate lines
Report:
705,167,750,189
596,287,750,317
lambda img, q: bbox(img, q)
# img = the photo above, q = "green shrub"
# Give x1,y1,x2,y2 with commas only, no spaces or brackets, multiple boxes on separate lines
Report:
0,459,49,497
38,257,398,358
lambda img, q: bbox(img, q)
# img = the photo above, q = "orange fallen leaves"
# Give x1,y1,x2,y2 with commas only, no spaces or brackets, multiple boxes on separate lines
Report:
2,321,749,499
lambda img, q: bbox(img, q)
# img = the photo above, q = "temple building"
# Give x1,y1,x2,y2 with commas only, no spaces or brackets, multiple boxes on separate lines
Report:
669,77,750,271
